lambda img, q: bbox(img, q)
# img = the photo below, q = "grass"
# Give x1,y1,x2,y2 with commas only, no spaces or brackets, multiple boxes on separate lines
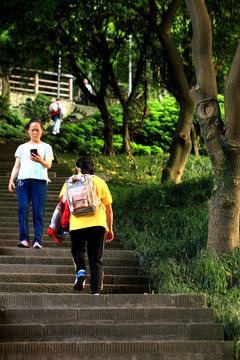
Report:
56,151,240,358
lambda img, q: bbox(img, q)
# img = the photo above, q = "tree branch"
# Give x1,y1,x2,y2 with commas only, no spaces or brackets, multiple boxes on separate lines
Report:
184,0,217,103
161,0,183,33
224,40,240,143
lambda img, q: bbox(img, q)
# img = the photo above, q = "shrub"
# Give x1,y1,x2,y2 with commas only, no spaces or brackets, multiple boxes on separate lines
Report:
0,96,28,141
0,96,10,116
135,97,179,151
20,93,51,123
46,121,105,155
107,97,179,152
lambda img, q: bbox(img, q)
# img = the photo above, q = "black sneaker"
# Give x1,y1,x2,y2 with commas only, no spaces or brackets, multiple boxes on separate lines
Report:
73,269,86,291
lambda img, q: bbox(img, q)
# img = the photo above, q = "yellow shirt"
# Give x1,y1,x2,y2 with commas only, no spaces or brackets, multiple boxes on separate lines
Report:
60,175,112,232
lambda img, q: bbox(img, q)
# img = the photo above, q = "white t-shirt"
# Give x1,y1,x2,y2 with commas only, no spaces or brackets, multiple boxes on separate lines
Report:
15,142,54,181
86,84,92,92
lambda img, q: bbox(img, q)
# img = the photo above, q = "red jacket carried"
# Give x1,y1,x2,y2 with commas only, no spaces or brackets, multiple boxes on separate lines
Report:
47,200,70,244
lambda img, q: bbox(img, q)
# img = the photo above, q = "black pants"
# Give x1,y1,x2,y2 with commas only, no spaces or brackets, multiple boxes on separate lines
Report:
81,95,90,106
70,226,105,294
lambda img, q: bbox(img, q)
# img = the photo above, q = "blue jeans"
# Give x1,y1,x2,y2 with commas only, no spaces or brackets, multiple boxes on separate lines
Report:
17,179,47,245
52,114,61,133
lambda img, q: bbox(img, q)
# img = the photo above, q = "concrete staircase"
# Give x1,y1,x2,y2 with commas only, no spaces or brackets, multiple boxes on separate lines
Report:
0,143,234,359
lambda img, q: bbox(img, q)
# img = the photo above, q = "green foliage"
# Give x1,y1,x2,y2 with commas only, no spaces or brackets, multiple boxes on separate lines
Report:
0,119,26,140
107,97,179,152
20,93,51,124
46,99,177,155
207,0,240,92
46,120,105,156
0,96,28,141
0,96,10,115
136,97,179,151
113,175,212,259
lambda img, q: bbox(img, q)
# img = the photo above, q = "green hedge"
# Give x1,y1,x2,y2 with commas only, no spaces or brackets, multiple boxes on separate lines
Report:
45,96,179,155
0,94,225,155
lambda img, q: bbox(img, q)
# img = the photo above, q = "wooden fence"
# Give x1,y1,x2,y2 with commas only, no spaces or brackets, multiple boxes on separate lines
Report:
8,68,73,100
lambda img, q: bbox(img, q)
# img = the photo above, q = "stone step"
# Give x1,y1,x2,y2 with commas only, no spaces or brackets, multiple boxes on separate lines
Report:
0,283,147,294
0,273,147,285
0,167,71,173
2,171,72,178
0,224,64,233
0,218,63,225
0,247,136,259
0,172,109,180
0,323,224,342
0,239,71,248
0,341,234,360
0,264,140,275
0,239,123,250
0,191,62,198
0,164,69,169
0,175,68,181
0,210,61,217
0,188,62,195
0,293,208,308
0,176,68,182
0,307,215,324
0,256,138,267
0,196,60,203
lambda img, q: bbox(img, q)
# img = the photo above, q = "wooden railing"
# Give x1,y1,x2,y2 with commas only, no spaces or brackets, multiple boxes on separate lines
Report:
9,69,73,100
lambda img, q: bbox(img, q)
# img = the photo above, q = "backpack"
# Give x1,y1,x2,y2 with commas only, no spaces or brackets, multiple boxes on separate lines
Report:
66,174,100,215
49,101,60,113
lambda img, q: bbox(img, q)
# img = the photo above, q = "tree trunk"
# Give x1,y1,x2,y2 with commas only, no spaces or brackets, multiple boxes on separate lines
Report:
103,33,148,156
161,99,193,183
191,124,199,156
98,102,115,156
185,0,240,253
68,55,115,156
0,66,11,99
2,76,11,98
122,105,132,155
149,0,194,183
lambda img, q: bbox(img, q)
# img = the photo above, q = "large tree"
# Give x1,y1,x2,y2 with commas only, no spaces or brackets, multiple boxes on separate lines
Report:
185,0,240,254
1,0,148,155
119,0,239,182
0,0,118,154
119,0,194,183
149,0,194,183
54,0,150,155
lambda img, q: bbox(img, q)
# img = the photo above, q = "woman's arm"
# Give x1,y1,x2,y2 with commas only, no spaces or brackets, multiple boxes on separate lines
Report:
105,203,114,242
8,157,20,192
30,153,53,169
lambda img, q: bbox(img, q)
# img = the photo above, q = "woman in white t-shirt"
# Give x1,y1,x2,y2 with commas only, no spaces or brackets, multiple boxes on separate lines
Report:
77,79,93,106
8,119,54,248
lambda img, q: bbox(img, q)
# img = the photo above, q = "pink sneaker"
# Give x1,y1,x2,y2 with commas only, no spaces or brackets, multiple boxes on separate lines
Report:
33,242,42,249
17,240,30,248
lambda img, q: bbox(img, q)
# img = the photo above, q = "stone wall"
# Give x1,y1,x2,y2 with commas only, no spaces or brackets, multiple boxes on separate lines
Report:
10,93,74,117
9,93,97,120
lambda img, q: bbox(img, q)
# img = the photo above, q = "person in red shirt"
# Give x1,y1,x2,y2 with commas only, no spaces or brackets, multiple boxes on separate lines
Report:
49,98,63,135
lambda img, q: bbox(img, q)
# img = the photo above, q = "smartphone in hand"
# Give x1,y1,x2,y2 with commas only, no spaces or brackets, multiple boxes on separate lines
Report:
30,149,38,156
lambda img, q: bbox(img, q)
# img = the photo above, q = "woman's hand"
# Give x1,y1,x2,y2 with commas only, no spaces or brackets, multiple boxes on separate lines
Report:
105,204,114,242
30,153,53,169
8,157,20,193
30,152,42,163
106,230,114,243
8,179,16,193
